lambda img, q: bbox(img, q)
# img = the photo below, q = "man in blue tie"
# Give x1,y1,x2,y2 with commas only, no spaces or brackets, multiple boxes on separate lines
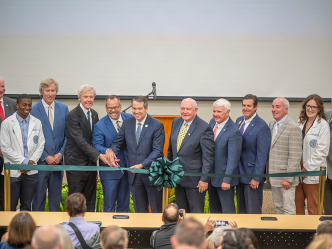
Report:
93,95,132,212
235,94,271,214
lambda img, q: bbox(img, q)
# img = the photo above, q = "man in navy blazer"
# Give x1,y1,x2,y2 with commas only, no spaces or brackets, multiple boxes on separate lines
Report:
168,98,215,213
235,94,271,214
31,78,69,211
208,99,242,213
109,96,165,213
92,95,132,212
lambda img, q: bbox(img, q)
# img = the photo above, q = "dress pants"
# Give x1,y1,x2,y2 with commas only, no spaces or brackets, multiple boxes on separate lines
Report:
11,174,38,211
101,172,130,212
175,185,206,213
67,171,97,212
271,185,296,215
295,181,319,215
131,173,162,213
324,179,332,214
32,170,63,211
209,184,235,214
237,182,264,214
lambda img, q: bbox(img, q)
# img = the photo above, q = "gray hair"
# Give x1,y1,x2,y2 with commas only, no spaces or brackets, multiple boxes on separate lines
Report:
55,224,74,249
181,98,198,109
32,225,61,249
39,78,59,97
101,225,128,249
213,98,231,112
0,76,4,82
275,97,290,109
212,226,233,248
78,84,96,99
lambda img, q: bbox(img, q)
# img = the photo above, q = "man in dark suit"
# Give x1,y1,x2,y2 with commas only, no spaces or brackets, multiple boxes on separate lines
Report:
323,103,332,214
235,94,271,214
208,99,242,214
64,84,110,212
167,98,214,213
92,95,132,212
0,77,17,211
31,78,69,211
109,96,165,213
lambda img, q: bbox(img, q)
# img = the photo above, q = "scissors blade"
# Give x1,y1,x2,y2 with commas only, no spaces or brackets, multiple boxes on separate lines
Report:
115,162,124,174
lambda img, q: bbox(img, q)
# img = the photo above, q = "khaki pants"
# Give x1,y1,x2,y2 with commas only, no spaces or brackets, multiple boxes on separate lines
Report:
271,186,296,215
295,182,319,215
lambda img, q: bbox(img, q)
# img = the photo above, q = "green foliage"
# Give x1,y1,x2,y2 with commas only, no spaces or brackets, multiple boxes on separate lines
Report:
168,188,175,203
95,180,104,212
204,191,210,213
129,193,135,213
45,196,49,211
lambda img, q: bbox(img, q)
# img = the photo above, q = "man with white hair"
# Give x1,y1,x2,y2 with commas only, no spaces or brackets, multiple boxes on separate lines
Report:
267,97,302,215
32,224,63,249
64,84,110,212
208,98,242,213
167,98,214,213
101,225,128,249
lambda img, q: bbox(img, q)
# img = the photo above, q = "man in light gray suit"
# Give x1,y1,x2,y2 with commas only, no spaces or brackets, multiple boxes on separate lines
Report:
323,100,332,214
0,77,17,211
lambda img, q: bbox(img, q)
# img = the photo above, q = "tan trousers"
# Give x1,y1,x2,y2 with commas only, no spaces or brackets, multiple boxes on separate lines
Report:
271,186,296,215
295,182,319,215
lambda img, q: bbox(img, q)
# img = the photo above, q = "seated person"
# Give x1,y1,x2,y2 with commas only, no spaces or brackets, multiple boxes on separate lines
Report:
63,193,101,249
317,221,332,235
221,230,254,249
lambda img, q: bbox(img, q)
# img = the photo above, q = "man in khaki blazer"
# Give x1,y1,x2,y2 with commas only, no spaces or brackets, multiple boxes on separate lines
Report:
323,106,332,214
267,97,302,215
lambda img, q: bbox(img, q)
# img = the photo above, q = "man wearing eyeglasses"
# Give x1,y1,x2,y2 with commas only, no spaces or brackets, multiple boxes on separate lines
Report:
92,95,132,212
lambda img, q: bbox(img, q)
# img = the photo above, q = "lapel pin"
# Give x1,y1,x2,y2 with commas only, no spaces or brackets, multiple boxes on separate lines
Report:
145,125,148,127
6,104,8,107
188,133,190,136
223,129,225,131
238,121,241,124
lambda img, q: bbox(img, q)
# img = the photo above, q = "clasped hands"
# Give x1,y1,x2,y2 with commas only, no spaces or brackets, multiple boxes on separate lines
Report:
45,154,63,165
20,160,36,174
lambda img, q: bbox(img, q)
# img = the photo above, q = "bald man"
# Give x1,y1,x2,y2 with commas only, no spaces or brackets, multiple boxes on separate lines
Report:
32,225,63,249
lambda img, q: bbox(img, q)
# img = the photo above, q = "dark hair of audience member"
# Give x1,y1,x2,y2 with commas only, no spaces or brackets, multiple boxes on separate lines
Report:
16,94,32,104
238,228,259,249
66,193,87,217
306,234,332,249
221,230,255,249
316,221,332,235
243,94,258,108
7,212,37,247
101,225,127,249
174,217,205,248
163,204,180,224
299,94,327,124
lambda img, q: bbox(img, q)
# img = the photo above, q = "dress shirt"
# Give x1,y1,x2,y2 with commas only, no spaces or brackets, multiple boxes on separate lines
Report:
41,99,55,118
110,114,123,133
136,114,147,131
213,117,229,140
272,115,288,133
241,113,257,133
80,103,92,128
177,119,194,139
0,97,5,116
16,113,30,165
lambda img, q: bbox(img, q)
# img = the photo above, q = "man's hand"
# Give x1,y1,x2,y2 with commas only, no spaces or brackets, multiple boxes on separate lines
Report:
249,179,260,190
106,149,116,163
45,156,54,165
99,154,111,166
197,181,208,193
227,220,238,230
179,209,186,220
282,180,291,190
20,170,29,174
130,164,144,171
204,216,217,233
221,182,230,191
28,160,35,165
0,149,3,158
53,153,62,165
96,174,99,183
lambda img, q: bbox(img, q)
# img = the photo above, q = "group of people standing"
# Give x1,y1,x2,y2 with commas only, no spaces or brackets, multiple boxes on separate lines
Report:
0,76,331,216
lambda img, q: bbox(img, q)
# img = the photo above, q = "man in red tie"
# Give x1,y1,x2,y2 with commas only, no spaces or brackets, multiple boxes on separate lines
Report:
0,77,17,211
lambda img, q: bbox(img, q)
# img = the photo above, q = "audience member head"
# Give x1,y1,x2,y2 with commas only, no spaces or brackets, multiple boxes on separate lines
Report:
180,98,198,123
55,224,74,249
272,97,289,122
299,94,327,124
6,212,36,247
242,94,258,120
16,94,32,119
66,193,87,217
100,225,128,249
238,228,259,249
211,226,233,248
131,95,148,122
204,235,214,249
39,78,59,105
32,225,62,249
317,221,332,235
77,84,96,110
105,95,122,120
162,203,181,224
171,217,205,249
1,232,8,242
213,98,231,124
0,76,6,98
306,234,332,249
221,230,255,249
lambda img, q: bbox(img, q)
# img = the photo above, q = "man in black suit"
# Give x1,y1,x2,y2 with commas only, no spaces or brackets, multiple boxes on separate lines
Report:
64,84,109,212
0,77,17,211
167,98,214,213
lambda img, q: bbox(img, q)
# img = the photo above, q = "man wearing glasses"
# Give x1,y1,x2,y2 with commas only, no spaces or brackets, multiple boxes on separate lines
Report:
92,95,132,212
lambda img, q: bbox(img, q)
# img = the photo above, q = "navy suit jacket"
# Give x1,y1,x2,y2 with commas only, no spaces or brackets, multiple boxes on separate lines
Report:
209,118,242,187
167,115,215,188
110,114,165,185
92,112,132,180
235,114,271,184
30,99,69,164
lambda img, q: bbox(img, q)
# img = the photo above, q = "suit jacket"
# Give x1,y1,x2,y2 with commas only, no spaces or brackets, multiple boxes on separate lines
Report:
64,104,99,166
167,115,215,188
235,114,271,184
1,113,45,177
30,99,69,164
325,110,332,179
209,118,242,187
92,112,132,180
267,116,302,187
110,114,165,184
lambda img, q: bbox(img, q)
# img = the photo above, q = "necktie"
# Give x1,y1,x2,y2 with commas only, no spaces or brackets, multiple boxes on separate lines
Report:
116,120,121,132
239,120,245,134
136,123,142,146
213,123,218,139
87,111,91,130
329,119,332,132
177,123,188,152
48,105,53,130
271,122,278,147
0,101,5,121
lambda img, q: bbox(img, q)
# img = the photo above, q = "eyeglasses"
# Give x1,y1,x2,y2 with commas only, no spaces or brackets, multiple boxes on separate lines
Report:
106,105,120,111
306,105,318,111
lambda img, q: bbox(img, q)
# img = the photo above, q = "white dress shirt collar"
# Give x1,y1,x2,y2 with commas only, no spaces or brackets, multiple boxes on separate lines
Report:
242,112,256,133
110,114,123,133
42,99,55,116
136,114,147,127
214,117,229,140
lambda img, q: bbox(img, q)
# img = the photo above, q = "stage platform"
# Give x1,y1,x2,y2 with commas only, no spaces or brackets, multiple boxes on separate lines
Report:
0,212,328,249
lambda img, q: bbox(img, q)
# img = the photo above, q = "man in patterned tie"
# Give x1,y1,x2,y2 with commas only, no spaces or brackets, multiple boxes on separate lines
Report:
109,96,165,213
324,99,332,214
167,98,214,213
92,95,132,212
